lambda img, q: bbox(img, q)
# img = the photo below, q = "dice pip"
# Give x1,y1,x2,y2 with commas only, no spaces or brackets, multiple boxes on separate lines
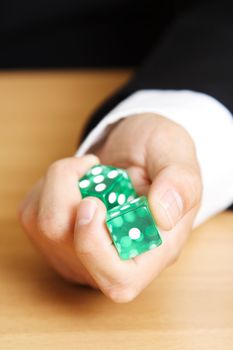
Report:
106,196,162,260
78,165,137,210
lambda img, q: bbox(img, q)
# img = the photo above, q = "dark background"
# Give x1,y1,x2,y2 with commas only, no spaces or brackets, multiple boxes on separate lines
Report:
1,0,185,68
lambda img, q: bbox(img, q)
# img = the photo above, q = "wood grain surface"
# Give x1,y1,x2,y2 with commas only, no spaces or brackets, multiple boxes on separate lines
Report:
0,71,232,349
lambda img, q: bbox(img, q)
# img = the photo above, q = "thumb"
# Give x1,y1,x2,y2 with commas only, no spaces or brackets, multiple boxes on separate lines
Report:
148,163,202,230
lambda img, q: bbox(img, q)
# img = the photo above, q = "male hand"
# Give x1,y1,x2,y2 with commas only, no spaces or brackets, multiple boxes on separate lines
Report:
19,113,202,302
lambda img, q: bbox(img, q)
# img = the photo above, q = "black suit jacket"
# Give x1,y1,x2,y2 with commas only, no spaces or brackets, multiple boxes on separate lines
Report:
2,0,233,134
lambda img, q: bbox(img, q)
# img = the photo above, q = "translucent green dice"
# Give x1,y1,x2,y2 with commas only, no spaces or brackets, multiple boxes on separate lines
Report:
78,164,162,260
78,165,137,210
106,196,162,260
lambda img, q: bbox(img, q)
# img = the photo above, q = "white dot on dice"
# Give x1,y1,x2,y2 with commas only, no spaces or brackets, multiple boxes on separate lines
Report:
93,175,104,183
91,167,102,175
118,194,126,205
131,197,140,203
110,211,120,217
79,179,90,188
120,204,130,211
108,192,117,203
127,196,135,202
107,170,118,179
95,183,106,192
129,227,141,240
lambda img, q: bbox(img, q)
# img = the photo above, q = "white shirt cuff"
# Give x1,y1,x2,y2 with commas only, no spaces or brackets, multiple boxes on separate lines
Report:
76,90,233,226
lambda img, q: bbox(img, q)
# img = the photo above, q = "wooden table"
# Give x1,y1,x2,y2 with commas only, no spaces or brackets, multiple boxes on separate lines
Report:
0,71,233,349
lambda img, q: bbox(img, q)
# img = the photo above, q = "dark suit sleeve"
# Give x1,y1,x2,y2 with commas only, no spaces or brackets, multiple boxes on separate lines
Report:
80,1,233,140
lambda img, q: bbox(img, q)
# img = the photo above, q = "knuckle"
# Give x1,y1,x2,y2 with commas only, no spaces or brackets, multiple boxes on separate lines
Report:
154,118,191,146
19,206,35,233
37,214,50,237
104,279,137,303
47,159,69,175
47,157,83,181
37,212,64,239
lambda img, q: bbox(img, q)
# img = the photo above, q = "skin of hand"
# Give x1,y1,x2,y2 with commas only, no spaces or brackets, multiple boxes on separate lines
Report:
19,113,202,302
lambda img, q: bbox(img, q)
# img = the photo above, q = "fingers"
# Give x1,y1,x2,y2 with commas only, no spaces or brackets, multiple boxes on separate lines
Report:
74,197,139,302
74,196,196,303
131,204,197,291
146,122,202,230
19,155,102,287
148,163,202,230
19,114,203,301
37,155,99,241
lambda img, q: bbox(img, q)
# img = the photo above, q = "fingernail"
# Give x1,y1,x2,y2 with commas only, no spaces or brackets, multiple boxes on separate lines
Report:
77,199,97,227
159,190,184,227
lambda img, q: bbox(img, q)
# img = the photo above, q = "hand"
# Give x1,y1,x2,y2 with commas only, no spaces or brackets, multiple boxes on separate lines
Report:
19,155,101,288
19,113,202,302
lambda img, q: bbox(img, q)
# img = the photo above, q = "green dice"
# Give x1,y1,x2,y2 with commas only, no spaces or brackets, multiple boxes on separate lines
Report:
78,165,137,210
78,164,162,260
106,196,162,260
